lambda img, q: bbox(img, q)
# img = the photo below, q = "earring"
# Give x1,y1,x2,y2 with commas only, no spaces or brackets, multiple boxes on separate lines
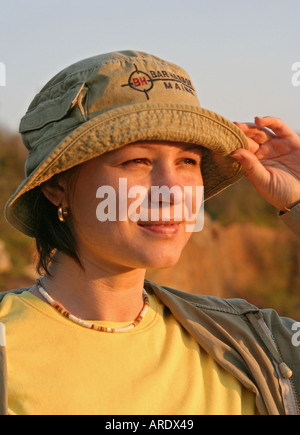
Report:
58,204,69,222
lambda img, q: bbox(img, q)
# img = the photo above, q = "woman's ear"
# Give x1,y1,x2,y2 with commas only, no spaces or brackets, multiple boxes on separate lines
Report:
41,175,66,207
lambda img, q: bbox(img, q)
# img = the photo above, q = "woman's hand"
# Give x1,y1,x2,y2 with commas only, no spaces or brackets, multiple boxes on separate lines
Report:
232,117,300,212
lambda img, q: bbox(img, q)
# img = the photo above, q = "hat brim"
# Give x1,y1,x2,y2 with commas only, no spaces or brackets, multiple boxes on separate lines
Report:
5,102,248,237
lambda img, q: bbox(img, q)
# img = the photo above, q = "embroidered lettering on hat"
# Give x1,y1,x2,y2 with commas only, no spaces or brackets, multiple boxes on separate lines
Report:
121,64,153,100
122,63,196,101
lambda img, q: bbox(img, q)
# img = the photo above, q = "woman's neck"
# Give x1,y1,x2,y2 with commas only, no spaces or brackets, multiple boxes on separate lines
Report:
31,251,147,322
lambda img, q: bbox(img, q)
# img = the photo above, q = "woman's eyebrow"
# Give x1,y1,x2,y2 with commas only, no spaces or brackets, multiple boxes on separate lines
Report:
179,145,203,154
108,144,203,160
127,144,203,151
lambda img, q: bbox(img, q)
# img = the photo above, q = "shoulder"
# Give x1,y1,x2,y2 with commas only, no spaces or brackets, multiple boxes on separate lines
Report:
145,279,259,315
145,279,298,338
0,287,32,303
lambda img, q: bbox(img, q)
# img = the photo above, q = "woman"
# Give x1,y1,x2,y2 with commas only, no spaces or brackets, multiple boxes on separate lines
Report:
0,50,300,415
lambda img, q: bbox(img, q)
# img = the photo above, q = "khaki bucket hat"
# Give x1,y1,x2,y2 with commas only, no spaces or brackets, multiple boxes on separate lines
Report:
5,50,248,237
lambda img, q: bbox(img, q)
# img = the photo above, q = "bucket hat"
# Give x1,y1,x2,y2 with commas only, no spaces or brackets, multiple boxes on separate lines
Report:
4,50,248,237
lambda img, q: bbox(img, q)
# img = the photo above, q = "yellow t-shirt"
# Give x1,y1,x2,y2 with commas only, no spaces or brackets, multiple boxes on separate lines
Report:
0,289,256,415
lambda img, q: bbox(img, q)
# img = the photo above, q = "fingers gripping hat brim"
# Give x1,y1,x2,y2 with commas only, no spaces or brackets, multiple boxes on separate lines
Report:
5,102,248,237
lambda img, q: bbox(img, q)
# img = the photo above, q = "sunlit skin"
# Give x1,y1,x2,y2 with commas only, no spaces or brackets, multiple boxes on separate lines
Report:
233,117,300,210
67,141,204,271
28,117,300,322
30,141,204,321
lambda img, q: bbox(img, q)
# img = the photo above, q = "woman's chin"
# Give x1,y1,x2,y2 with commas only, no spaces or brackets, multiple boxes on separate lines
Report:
140,251,182,270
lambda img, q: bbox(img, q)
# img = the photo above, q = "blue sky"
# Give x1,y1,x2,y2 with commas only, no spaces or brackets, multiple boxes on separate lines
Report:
0,0,299,132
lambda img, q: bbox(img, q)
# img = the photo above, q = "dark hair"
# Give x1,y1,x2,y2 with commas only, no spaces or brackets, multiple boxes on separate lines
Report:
32,165,84,276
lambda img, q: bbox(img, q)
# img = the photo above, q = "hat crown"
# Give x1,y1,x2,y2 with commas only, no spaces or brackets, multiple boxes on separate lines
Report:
37,50,199,109
20,52,199,146
19,51,200,177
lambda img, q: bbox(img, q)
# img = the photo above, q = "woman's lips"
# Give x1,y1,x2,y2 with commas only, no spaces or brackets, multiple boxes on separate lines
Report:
138,221,180,235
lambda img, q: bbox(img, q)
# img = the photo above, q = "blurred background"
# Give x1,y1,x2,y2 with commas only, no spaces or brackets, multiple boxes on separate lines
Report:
0,0,299,318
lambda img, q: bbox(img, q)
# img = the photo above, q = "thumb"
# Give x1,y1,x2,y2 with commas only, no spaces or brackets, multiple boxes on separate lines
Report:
230,149,269,186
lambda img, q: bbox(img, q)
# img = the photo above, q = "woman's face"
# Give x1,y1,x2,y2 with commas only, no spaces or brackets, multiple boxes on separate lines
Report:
69,141,204,272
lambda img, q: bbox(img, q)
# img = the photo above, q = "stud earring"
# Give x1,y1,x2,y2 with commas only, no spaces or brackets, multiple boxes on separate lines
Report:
58,204,69,222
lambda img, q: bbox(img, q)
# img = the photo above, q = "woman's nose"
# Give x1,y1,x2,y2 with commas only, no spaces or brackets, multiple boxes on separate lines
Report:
151,162,184,188
149,164,184,206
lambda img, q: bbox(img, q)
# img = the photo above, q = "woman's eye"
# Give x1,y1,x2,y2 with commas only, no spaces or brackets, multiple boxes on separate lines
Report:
122,159,149,166
181,158,198,165
120,157,200,166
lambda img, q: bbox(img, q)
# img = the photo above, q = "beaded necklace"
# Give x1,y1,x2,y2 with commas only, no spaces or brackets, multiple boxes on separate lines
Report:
35,279,149,333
